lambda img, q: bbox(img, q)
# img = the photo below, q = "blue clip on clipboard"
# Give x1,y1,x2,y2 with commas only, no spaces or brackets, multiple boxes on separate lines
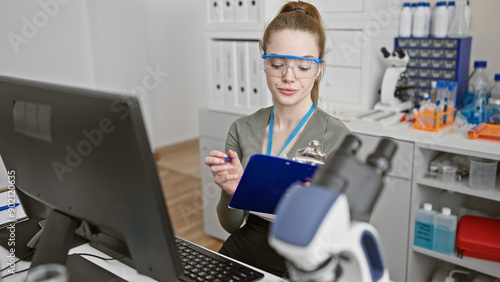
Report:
229,154,319,215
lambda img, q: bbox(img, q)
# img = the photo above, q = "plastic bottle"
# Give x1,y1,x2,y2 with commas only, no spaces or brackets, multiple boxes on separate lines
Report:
424,2,432,37
433,207,457,255
411,2,418,15
447,1,456,29
413,2,428,38
448,0,469,37
463,61,489,107
399,2,413,37
432,2,449,38
414,203,437,250
465,0,471,30
486,74,500,124
490,74,500,100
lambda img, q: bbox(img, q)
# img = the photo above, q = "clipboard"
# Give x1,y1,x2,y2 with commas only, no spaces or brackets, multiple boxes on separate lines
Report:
229,154,319,216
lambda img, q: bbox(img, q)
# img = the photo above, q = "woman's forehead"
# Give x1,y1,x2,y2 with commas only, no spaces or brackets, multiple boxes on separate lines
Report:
266,29,320,58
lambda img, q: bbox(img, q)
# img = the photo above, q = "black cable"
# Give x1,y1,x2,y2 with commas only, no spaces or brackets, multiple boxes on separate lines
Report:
1,267,29,279
0,250,35,272
0,251,123,279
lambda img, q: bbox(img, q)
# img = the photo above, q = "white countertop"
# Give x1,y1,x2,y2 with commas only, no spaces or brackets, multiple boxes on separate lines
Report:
342,115,500,160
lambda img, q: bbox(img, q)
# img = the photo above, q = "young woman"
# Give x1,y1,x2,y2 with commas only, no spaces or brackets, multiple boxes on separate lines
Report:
204,1,351,277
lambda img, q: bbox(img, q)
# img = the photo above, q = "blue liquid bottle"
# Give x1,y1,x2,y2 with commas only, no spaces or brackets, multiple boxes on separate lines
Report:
433,207,457,255
414,203,437,249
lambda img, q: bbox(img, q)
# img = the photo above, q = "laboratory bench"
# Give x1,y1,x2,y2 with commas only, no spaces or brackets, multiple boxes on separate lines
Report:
198,108,500,282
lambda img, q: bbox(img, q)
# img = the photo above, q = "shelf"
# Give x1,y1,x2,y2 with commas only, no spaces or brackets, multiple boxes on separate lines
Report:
413,246,500,278
416,174,500,202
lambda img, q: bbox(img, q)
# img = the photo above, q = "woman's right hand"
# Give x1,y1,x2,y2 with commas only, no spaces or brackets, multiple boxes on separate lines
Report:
203,149,243,194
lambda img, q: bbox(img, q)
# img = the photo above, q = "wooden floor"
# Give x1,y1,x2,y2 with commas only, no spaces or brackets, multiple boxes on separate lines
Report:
155,139,224,252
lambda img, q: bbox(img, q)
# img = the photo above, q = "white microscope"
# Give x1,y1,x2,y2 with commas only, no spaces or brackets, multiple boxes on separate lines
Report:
269,134,397,282
374,47,413,112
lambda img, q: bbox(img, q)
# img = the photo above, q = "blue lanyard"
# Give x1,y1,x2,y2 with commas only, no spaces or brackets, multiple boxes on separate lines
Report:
267,103,316,157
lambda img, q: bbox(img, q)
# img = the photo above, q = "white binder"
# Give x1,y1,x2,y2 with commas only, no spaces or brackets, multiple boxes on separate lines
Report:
248,0,260,22
223,41,237,106
211,40,225,105
234,0,249,23
235,41,250,108
248,41,265,108
222,0,235,22
208,0,223,23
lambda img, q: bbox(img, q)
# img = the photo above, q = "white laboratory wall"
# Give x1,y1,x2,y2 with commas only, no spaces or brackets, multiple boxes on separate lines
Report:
468,0,500,77
0,1,206,188
0,1,94,87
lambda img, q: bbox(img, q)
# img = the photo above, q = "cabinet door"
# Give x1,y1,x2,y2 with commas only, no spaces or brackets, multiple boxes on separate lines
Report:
199,137,230,241
320,66,361,105
354,133,413,282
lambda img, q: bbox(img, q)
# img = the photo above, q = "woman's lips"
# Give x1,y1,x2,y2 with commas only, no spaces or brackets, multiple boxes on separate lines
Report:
278,87,297,95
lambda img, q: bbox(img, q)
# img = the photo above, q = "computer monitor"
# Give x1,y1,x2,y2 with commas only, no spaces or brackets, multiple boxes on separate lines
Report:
0,75,188,281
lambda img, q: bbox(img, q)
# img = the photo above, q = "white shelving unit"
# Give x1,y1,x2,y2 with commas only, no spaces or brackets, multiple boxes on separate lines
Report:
407,143,500,281
202,0,399,116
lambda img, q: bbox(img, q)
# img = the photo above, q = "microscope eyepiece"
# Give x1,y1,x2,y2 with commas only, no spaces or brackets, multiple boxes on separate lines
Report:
396,47,406,59
338,134,362,155
380,47,391,58
367,138,398,175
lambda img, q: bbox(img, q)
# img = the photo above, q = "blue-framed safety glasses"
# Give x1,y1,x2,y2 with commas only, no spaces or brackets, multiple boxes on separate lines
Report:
262,54,323,79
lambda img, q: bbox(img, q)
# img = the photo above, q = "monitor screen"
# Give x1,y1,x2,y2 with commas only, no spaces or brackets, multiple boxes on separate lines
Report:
0,75,188,281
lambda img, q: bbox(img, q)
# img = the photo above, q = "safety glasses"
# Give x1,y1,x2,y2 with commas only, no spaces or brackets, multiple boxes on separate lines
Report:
262,54,323,79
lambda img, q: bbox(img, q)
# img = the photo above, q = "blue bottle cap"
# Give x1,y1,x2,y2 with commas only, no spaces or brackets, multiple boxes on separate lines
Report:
412,3,418,7
448,1,455,6
474,61,487,68
495,74,500,81
403,2,410,7
437,2,446,6
418,2,425,6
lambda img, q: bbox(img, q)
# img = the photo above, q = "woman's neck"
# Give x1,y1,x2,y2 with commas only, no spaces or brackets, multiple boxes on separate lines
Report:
272,100,314,131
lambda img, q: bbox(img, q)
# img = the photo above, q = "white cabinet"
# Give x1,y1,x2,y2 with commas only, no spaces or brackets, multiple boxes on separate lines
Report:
203,0,399,116
406,143,500,281
354,133,413,282
198,108,242,240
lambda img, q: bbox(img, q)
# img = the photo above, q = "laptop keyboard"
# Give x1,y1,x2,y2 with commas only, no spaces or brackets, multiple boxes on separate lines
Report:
175,237,264,282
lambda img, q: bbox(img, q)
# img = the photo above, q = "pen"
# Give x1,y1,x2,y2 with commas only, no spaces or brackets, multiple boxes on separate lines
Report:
0,203,20,211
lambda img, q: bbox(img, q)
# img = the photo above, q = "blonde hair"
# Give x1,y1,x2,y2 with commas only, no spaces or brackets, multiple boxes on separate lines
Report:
260,1,326,105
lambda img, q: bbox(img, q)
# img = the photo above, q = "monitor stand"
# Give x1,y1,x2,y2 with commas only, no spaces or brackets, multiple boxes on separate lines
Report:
29,210,81,268
27,210,127,281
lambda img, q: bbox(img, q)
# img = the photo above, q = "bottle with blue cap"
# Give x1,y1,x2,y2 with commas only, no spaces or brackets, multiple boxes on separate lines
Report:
486,74,500,124
464,61,490,108
412,2,428,37
399,2,413,37
465,0,471,30
447,1,456,28
448,0,469,37
432,1,449,38
426,2,432,36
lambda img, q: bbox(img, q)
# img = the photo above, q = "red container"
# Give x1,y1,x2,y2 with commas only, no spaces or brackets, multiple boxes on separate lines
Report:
456,215,500,262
